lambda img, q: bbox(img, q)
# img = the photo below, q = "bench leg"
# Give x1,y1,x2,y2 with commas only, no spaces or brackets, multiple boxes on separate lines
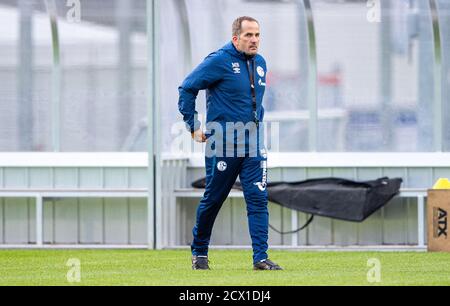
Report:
291,210,298,247
36,195,43,246
417,196,425,248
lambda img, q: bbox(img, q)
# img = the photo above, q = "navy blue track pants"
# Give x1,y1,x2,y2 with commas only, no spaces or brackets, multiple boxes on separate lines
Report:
191,151,269,264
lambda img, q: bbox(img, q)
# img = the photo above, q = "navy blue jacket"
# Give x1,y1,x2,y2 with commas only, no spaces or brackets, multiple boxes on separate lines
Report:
178,42,267,153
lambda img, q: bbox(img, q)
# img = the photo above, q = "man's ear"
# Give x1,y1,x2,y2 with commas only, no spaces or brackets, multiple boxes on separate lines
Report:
232,35,238,44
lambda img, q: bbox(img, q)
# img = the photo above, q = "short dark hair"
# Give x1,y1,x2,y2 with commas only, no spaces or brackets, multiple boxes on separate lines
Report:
232,16,259,37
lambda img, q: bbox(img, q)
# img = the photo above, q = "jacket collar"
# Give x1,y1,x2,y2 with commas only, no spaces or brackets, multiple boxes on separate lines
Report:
223,41,255,61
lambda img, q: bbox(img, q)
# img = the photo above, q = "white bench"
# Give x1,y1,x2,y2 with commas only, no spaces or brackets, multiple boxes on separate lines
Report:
0,189,148,246
174,188,428,249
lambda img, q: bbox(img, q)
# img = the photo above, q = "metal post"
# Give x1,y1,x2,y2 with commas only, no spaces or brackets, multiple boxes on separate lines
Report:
417,196,425,248
439,0,450,151
147,0,155,250
380,0,393,151
430,0,443,152
116,0,132,148
154,0,162,251
18,0,34,151
291,210,298,247
36,195,43,246
302,0,318,152
297,0,310,141
147,0,160,250
44,0,61,152
418,0,443,152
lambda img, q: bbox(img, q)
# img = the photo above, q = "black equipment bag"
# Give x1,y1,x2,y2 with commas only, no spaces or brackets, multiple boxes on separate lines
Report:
260,177,403,222
191,177,403,232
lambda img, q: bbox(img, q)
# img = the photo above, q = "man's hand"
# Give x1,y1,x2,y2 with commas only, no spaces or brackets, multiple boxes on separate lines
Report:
191,129,207,143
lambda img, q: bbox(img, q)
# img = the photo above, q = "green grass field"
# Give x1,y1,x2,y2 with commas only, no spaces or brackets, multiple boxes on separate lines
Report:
0,250,449,286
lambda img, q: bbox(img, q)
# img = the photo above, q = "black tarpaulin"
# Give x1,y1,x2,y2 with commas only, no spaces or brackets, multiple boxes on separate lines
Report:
192,177,403,223
260,177,402,222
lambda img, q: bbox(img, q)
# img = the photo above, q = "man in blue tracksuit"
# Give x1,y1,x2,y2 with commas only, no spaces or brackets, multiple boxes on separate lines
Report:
178,16,282,271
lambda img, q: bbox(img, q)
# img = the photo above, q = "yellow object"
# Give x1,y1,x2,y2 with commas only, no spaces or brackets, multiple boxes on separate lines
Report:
433,178,450,189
